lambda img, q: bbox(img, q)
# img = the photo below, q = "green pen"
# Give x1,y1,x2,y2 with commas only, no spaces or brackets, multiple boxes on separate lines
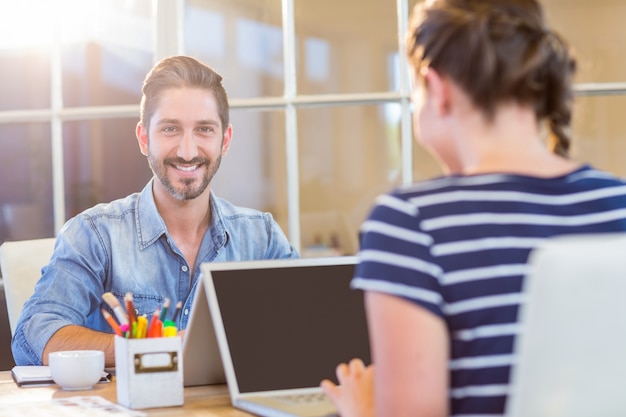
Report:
159,298,170,322
163,320,177,337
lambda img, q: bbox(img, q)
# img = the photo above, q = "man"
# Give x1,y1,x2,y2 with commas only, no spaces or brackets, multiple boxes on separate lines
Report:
12,56,298,366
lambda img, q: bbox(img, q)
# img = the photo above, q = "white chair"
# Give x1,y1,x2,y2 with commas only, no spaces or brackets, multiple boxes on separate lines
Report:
0,238,56,336
506,233,626,417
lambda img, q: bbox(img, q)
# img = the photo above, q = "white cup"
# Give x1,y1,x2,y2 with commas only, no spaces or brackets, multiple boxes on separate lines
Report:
48,350,105,390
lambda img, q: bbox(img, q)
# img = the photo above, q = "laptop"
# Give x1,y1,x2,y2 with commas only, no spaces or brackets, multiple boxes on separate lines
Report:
506,234,626,417
201,256,370,417
182,273,226,387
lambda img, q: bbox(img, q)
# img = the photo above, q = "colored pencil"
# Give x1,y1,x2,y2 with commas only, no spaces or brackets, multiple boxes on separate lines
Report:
171,300,183,322
147,308,161,338
102,292,129,326
159,298,170,322
101,308,122,336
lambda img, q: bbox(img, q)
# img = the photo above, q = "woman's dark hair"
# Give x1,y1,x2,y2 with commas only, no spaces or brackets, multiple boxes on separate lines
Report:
407,0,576,156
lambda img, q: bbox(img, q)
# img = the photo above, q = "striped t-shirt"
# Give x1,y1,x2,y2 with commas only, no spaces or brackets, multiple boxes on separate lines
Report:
351,165,626,416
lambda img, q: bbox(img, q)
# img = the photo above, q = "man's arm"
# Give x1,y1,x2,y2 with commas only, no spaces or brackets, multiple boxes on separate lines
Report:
42,325,116,367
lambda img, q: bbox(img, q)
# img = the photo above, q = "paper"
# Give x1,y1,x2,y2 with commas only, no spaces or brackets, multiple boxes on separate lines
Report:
11,366,111,387
0,396,146,417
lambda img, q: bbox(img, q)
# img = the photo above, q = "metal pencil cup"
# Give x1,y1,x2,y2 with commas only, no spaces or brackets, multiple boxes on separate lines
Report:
114,336,183,409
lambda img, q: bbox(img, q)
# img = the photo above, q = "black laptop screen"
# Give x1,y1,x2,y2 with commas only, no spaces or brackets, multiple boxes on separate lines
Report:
211,262,371,393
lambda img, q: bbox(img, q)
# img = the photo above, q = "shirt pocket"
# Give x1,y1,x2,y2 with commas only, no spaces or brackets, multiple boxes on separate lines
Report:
109,292,164,319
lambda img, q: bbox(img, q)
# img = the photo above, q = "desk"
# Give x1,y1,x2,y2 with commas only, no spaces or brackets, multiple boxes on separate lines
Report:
0,371,254,416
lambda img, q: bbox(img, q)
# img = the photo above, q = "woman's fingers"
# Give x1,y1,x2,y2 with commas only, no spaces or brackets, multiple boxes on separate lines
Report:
336,357,366,383
320,358,376,417
320,378,340,401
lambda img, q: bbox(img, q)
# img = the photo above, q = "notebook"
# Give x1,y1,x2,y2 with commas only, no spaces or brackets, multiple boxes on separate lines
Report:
505,233,626,417
201,256,370,417
11,366,111,387
181,273,226,387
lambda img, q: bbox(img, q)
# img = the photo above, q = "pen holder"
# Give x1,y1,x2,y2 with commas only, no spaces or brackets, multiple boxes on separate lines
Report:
114,336,183,409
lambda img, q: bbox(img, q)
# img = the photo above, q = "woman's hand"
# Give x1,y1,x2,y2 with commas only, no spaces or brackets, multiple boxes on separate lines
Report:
320,358,375,417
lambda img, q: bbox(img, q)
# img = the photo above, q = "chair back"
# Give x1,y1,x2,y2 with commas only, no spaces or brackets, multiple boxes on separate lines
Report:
506,233,626,417
0,238,56,335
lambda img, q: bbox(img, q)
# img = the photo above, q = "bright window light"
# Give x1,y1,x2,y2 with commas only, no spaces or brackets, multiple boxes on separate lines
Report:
0,0,121,49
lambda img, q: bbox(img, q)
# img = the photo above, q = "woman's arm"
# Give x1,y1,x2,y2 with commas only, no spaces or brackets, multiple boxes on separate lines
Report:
322,291,449,417
367,291,449,417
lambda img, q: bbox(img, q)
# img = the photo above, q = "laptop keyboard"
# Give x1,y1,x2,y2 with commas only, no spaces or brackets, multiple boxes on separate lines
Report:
274,392,329,405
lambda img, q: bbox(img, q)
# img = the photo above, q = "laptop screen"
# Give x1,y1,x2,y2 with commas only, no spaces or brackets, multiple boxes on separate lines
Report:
208,259,371,393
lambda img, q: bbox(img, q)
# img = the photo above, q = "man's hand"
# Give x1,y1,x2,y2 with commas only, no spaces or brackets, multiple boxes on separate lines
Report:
320,358,375,417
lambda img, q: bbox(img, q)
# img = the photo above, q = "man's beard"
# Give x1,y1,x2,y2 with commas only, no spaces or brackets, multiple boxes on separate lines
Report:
147,152,221,201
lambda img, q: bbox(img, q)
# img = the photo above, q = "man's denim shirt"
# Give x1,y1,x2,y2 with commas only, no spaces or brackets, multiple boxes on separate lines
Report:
12,179,298,365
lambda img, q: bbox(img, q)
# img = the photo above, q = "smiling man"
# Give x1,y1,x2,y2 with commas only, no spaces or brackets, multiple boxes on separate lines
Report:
12,56,298,366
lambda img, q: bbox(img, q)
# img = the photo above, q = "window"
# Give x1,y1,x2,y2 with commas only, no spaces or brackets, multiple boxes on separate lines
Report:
1,0,625,257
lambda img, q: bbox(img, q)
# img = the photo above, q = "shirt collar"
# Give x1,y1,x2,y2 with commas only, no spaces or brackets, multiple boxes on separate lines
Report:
135,178,228,250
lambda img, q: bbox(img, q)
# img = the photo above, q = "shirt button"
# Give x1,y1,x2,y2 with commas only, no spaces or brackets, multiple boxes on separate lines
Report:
184,309,189,316
181,265,188,272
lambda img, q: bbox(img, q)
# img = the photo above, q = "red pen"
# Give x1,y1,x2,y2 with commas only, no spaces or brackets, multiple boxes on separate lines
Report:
125,293,137,324
147,308,161,338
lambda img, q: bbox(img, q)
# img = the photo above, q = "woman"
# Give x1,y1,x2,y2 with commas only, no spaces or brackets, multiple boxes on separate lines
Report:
321,1,626,416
